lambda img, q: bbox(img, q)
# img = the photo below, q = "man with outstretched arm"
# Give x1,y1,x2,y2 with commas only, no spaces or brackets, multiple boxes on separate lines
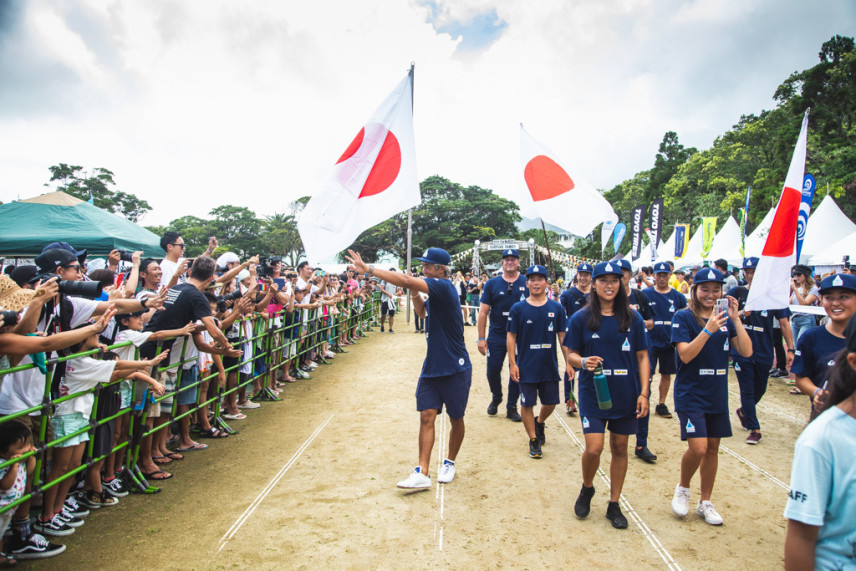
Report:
346,247,472,490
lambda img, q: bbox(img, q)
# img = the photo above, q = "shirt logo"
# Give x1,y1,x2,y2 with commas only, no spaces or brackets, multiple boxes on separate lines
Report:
458,358,465,366
526,319,533,324
734,362,741,372
724,339,729,351
716,369,727,375
592,333,600,338
548,322,554,331
833,275,843,287
686,419,696,433
622,339,630,351
673,323,680,328
614,369,628,375
700,369,715,375
548,312,555,317
828,359,835,366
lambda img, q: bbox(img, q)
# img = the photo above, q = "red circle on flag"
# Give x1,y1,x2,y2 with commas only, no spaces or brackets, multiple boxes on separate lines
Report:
336,125,401,198
524,155,574,201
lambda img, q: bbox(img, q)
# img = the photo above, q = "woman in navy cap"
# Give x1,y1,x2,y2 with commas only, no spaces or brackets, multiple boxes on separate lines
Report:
670,267,751,526
564,261,650,529
792,273,856,419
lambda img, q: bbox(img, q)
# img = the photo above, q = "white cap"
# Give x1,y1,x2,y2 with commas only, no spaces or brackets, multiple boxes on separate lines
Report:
237,269,250,282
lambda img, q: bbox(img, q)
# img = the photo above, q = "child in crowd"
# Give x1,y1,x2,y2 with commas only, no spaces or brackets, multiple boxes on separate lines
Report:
0,420,36,566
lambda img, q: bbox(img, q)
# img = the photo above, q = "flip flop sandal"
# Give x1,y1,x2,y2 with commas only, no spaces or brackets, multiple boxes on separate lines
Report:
164,452,184,460
199,428,229,439
177,442,209,452
789,388,802,395
142,470,173,480
152,456,172,465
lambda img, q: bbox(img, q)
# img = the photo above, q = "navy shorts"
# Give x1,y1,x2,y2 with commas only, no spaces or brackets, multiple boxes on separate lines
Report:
649,345,677,375
677,411,732,440
519,381,560,407
581,414,637,435
416,368,472,419
176,365,199,406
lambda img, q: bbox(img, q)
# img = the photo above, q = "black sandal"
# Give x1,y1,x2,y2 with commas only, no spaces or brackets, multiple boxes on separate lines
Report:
199,427,229,439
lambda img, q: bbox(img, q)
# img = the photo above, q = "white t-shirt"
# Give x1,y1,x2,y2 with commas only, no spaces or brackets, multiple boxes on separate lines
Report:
37,296,99,332
55,356,117,419
159,258,187,289
0,355,44,416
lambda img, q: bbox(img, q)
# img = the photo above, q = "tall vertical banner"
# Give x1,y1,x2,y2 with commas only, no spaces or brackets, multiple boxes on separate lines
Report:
740,186,751,258
796,173,816,263
601,219,616,256
648,198,664,262
613,223,627,254
701,217,717,258
630,204,646,259
674,223,689,259
746,110,809,310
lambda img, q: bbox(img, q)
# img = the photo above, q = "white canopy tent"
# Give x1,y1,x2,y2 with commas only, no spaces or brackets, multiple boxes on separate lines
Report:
704,216,744,266
807,229,856,266
799,195,856,265
744,207,776,258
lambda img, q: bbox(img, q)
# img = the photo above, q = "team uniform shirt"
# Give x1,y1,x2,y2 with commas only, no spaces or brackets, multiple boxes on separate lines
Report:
563,309,648,419
506,299,567,383
670,308,737,414
479,275,529,340
141,283,212,358
784,406,856,570
790,326,846,390
627,289,654,322
560,287,589,322
421,278,471,379
728,286,791,365
642,286,688,349
55,356,117,419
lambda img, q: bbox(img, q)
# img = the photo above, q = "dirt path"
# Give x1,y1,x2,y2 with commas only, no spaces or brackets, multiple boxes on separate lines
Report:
42,321,806,569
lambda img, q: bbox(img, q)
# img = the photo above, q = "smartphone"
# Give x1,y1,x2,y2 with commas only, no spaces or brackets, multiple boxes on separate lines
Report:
715,298,729,316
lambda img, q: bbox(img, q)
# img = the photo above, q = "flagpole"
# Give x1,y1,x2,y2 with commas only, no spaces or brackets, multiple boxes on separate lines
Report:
405,61,415,324
539,220,557,281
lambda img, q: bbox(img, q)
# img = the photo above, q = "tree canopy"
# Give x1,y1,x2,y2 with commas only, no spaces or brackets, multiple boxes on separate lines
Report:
47,164,152,222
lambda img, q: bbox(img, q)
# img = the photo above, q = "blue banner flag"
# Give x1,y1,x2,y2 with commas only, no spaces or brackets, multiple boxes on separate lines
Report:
613,223,627,253
796,174,816,263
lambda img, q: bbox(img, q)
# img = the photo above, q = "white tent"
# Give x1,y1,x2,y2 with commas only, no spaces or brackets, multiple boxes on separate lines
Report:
705,216,744,265
657,230,675,261
799,195,856,264
744,207,776,258
805,229,856,266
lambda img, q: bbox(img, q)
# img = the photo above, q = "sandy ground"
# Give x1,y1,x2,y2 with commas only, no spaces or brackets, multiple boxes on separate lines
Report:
41,318,808,570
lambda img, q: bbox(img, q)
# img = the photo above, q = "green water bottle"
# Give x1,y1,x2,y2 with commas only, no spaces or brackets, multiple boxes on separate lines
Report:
593,364,612,410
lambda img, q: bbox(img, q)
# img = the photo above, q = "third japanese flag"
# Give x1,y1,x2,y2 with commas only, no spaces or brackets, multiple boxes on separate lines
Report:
520,125,617,236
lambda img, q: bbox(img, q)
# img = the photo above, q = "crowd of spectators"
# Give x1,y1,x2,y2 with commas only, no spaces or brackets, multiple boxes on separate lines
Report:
0,233,382,563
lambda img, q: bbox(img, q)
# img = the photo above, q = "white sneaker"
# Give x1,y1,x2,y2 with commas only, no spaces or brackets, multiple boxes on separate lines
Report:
325,351,336,359
307,362,319,370
671,484,690,517
397,467,431,489
437,459,456,483
237,401,260,409
696,500,724,525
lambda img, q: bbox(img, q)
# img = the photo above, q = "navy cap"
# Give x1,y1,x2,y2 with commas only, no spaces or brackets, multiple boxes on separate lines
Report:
42,241,87,264
653,262,671,274
819,273,856,294
35,248,78,272
576,262,593,273
693,267,725,284
617,259,632,272
416,247,451,266
501,248,520,259
743,257,759,269
525,265,548,278
592,261,623,279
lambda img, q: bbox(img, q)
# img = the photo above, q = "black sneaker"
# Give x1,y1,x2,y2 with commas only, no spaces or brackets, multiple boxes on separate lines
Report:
534,418,546,445
64,495,90,517
380,325,385,332
486,398,501,416
389,329,394,334
655,403,673,418
7,533,66,560
102,477,129,498
506,407,522,422
635,446,658,463
529,438,542,459
606,501,628,529
55,507,84,529
33,514,74,537
574,485,595,518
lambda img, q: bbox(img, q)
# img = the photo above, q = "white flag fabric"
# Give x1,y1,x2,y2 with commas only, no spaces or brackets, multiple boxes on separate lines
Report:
745,110,809,310
601,219,616,257
519,125,617,237
298,70,419,263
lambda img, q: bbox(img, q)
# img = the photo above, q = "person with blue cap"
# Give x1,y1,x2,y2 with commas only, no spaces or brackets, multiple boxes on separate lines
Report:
477,248,529,422
559,261,593,415
792,273,856,420
506,265,568,459
563,261,651,529
345,247,471,490
728,257,795,445
670,267,751,526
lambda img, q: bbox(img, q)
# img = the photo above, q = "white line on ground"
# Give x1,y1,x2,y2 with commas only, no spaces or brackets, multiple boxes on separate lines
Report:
435,412,448,550
728,390,805,424
719,445,790,491
216,414,334,555
555,415,683,571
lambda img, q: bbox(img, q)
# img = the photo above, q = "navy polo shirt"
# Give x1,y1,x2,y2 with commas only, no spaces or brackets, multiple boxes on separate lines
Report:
507,299,567,383
421,278,471,378
642,286,688,349
790,325,846,389
480,275,529,340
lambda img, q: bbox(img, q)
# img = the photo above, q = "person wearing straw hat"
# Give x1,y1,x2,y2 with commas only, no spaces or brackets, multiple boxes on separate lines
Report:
346,247,471,490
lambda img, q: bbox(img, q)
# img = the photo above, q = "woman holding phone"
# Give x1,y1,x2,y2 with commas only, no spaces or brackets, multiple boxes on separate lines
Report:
669,268,752,526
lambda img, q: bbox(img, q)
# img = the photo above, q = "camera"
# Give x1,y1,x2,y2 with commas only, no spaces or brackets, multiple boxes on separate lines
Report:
257,256,281,279
117,249,134,263
57,279,103,299
1,310,19,327
216,289,243,313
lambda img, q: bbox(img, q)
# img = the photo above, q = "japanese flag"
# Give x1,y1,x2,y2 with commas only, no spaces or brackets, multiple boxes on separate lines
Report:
298,69,419,263
745,110,809,310
519,125,617,236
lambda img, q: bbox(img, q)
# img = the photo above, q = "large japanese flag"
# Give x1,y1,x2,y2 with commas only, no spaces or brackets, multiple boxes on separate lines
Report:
520,125,617,237
745,110,809,310
298,69,419,263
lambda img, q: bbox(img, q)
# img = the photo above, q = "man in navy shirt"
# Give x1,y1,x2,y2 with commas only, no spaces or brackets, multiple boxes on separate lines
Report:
560,262,593,414
507,265,568,459
346,248,471,490
477,248,529,421
728,257,794,445
642,262,688,421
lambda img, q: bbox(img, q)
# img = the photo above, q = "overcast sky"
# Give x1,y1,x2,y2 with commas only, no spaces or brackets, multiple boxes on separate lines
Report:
0,0,853,227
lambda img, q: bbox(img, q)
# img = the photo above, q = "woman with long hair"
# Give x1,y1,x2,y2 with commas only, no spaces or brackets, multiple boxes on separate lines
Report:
564,262,650,530
790,264,819,343
784,309,856,570
669,268,751,526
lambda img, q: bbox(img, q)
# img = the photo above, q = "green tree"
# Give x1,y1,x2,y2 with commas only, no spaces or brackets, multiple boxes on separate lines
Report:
47,164,152,222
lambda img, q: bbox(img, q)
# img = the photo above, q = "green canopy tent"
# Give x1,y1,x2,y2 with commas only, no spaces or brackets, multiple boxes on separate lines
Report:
0,191,165,258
